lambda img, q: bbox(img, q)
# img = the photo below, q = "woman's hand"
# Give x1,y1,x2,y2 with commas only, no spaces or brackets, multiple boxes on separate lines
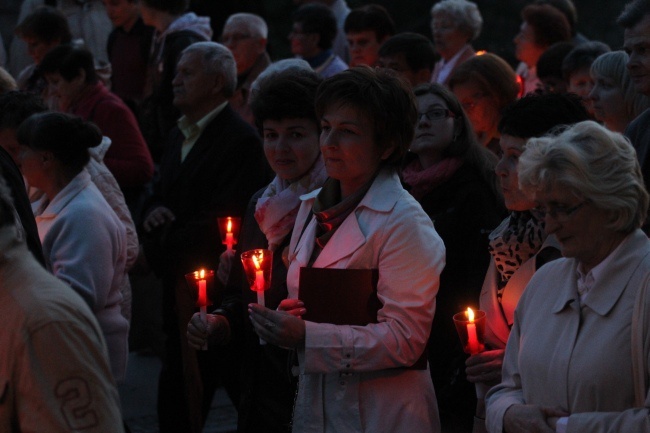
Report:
186,313,231,350
217,250,235,285
503,404,568,433
249,303,306,348
277,299,306,317
465,349,505,385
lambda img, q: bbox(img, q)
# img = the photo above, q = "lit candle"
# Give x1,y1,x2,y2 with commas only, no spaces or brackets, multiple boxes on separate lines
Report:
252,254,265,307
197,269,208,350
225,218,234,252
466,307,480,354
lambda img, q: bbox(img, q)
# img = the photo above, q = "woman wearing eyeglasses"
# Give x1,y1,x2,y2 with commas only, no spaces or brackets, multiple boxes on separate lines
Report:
449,53,520,156
486,120,650,433
402,82,506,432
467,93,589,433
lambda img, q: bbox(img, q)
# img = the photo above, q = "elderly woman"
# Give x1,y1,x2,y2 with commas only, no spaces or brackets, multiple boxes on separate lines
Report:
514,4,571,95
15,112,128,382
589,51,650,133
403,82,505,432
38,44,153,209
186,65,326,433
486,120,650,432
449,53,520,154
247,67,445,433
466,93,589,433
430,0,482,86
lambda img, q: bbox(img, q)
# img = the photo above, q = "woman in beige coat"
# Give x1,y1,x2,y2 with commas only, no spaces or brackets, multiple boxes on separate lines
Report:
486,121,650,432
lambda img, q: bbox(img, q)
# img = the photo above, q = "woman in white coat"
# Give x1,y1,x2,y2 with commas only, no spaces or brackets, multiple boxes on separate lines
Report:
486,121,650,432
16,112,128,382
248,67,446,433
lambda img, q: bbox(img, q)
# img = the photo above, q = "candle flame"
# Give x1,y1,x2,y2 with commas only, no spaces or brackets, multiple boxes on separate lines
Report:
198,269,205,279
252,252,263,270
227,218,232,233
476,50,487,56
467,307,475,323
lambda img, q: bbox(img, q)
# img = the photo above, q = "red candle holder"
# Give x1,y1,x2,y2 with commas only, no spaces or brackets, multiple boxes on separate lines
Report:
453,308,486,355
218,217,241,253
240,249,272,306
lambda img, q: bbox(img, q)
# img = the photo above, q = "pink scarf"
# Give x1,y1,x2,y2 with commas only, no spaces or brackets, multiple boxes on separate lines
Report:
401,157,464,200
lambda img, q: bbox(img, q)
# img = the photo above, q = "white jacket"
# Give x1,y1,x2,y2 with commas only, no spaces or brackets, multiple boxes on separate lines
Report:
287,168,445,433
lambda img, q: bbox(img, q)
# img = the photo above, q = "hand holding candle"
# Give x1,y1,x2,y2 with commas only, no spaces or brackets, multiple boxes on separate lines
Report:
218,217,241,253
184,269,215,350
453,307,486,355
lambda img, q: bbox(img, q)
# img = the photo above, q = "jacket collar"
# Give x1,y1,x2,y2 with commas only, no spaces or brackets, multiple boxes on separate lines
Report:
294,168,401,268
551,229,650,315
35,170,92,219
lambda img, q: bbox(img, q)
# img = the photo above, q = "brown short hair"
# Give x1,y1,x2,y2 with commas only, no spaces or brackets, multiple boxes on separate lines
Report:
315,67,417,166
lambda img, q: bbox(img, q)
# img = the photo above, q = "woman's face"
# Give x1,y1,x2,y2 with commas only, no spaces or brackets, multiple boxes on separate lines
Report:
263,117,320,182
320,104,392,197
16,145,48,190
431,12,470,60
534,187,615,271
410,93,455,166
452,81,499,138
514,21,545,68
495,134,536,211
589,72,628,131
46,72,85,112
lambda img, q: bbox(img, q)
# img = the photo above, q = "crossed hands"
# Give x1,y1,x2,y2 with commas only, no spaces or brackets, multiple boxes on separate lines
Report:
503,404,568,433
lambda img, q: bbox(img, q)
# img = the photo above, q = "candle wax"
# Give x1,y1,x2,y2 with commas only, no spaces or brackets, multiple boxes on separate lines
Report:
225,232,234,252
466,322,480,354
198,279,207,306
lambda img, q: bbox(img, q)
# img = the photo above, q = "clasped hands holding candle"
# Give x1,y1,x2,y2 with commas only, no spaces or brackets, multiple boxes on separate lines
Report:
187,299,307,350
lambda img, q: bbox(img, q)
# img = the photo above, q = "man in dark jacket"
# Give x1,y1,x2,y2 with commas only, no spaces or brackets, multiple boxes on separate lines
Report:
140,41,270,433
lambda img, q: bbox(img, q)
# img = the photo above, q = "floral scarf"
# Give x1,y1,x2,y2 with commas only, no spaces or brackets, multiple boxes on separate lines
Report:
401,157,464,201
254,156,327,251
488,211,546,287
311,172,377,249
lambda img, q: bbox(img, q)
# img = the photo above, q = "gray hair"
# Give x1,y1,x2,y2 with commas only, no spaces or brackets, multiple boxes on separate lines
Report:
519,120,649,233
250,58,312,95
430,0,483,41
591,51,650,120
225,13,268,39
182,42,237,98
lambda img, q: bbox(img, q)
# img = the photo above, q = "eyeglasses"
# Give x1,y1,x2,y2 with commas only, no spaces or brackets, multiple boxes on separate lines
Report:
220,33,252,44
418,108,456,122
531,201,586,222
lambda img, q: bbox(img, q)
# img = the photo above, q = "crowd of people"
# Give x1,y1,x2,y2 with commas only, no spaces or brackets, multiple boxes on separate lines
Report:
1,0,650,432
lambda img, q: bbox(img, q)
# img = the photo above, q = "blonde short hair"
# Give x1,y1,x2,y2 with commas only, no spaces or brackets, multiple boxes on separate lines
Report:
591,50,650,119
519,120,649,233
